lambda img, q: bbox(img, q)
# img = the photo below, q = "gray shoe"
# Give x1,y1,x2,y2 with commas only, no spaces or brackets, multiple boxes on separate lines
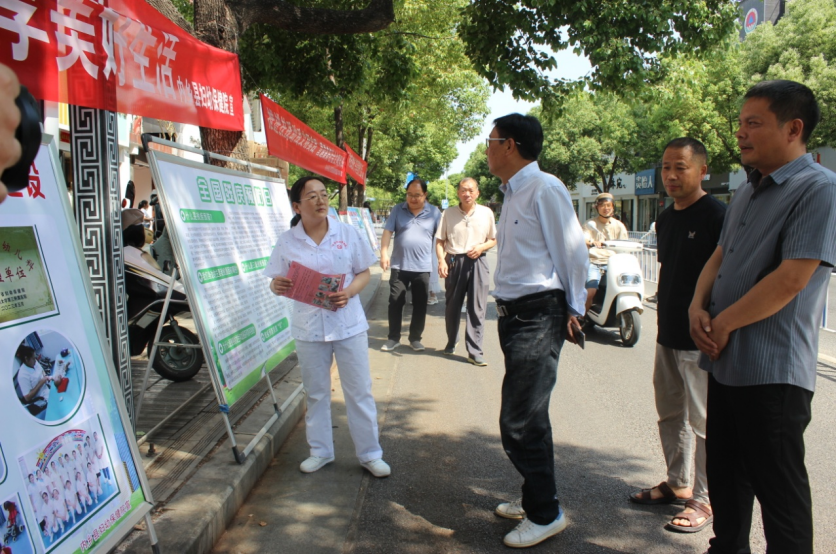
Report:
443,342,458,355
409,341,425,351
381,340,400,352
468,355,487,366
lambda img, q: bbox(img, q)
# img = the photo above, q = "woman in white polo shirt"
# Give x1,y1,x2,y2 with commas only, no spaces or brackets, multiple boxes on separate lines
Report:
266,177,389,478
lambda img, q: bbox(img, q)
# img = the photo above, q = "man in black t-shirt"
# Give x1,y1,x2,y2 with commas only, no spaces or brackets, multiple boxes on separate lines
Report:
629,138,726,535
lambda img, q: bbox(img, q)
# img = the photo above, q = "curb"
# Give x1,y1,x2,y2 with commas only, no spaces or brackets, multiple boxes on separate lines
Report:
120,266,384,554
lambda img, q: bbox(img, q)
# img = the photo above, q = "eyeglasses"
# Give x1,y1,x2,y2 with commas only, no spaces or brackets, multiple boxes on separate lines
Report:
302,192,330,203
406,193,425,199
485,137,521,148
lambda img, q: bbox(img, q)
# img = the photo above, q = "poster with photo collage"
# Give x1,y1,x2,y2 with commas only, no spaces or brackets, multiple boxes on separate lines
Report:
0,140,153,553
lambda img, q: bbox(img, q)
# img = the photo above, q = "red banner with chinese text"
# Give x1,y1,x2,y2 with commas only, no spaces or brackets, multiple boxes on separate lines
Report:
344,143,367,185
261,94,347,184
0,0,243,131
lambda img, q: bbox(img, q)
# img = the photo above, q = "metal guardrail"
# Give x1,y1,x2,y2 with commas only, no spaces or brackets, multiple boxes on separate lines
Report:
628,230,657,248
634,247,659,284
634,245,835,331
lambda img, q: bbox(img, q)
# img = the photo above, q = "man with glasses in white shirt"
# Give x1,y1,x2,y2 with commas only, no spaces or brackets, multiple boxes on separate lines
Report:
486,113,588,548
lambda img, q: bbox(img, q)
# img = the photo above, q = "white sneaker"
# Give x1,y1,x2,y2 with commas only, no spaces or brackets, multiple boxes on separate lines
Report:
360,458,391,478
299,455,334,473
495,499,526,520
503,508,567,548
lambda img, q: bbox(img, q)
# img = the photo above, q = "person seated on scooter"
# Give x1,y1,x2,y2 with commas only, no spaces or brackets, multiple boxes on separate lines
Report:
122,209,162,271
582,193,628,315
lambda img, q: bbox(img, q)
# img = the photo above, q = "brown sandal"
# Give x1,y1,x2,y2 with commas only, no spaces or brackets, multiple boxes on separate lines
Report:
629,481,691,505
665,499,713,533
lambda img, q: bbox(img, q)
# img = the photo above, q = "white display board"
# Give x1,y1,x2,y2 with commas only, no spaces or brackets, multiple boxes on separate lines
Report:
0,139,154,554
147,152,294,407
340,208,379,258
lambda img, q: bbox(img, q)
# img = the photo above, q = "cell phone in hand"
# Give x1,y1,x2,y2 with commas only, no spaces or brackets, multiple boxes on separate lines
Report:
570,322,585,349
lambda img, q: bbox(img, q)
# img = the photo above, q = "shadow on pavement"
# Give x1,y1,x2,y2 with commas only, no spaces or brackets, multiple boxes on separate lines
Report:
345,394,711,554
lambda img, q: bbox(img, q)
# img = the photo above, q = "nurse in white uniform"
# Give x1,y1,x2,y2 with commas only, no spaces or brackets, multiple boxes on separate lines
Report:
266,177,390,478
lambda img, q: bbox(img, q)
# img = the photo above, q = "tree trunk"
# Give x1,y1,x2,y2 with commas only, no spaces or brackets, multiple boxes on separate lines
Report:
195,0,248,165
605,155,619,193
347,183,357,206
334,104,348,210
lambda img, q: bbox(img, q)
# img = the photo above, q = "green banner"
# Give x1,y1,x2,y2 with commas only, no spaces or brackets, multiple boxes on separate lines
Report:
196,263,239,284
179,209,226,223
241,257,270,273
260,318,289,342
218,324,257,355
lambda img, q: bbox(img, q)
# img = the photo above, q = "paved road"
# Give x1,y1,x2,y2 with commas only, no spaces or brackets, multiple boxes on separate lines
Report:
213,250,836,554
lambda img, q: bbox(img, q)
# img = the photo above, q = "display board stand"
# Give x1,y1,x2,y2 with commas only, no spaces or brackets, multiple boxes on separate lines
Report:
142,136,294,465
132,267,212,453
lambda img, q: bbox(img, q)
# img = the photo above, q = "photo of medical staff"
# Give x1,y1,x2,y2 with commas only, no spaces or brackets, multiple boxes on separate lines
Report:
11,330,86,423
0,492,35,554
17,417,117,552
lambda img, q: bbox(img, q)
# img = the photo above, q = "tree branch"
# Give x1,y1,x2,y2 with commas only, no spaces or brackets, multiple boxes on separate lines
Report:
229,0,395,36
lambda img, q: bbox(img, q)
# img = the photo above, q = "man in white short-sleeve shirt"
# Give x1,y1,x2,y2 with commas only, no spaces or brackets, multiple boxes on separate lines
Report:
435,177,496,365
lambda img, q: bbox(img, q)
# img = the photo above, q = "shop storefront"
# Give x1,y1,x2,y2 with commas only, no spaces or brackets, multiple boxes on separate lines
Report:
578,173,636,230
635,168,660,232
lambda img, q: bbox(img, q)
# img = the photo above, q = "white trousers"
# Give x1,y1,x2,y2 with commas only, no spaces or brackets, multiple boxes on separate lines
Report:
296,332,383,463
653,344,709,504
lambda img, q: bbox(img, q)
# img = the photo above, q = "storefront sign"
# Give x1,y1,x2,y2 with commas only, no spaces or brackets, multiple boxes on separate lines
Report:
0,0,244,131
635,169,657,196
739,0,765,40
261,95,347,183
0,140,153,554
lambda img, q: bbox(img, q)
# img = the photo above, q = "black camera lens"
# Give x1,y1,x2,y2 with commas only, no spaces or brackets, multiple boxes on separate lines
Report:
2,85,42,193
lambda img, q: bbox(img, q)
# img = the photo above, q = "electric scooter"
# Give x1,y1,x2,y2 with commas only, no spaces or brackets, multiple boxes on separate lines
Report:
125,262,204,382
584,240,644,347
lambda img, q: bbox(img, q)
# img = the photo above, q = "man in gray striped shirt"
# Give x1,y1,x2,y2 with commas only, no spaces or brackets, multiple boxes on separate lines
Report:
690,80,836,554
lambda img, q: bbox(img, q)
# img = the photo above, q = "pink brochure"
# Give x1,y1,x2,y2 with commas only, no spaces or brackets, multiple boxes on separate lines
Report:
285,261,345,311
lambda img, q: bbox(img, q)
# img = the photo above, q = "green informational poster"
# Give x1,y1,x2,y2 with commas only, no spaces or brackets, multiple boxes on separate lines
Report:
0,140,154,554
147,152,294,406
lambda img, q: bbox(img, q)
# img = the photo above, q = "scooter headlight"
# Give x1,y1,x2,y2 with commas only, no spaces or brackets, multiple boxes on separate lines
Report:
618,273,642,286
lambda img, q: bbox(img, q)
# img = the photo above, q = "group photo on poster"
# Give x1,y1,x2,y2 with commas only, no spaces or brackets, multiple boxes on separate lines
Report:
12,330,86,424
16,416,117,552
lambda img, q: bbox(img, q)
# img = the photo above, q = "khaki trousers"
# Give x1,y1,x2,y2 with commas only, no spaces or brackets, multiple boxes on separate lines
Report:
653,344,709,504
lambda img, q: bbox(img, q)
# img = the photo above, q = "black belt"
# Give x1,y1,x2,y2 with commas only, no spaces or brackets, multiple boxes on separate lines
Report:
447,252,486,259
495,289,564,318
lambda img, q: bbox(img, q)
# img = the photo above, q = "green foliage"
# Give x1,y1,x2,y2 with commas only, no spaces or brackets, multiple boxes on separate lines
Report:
537,93,637,192
739,0,836,149
632,40,748,173
243,0,489,198
171,0,193,25
426,178,457,208
458,0,739,101
363,185,400,211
